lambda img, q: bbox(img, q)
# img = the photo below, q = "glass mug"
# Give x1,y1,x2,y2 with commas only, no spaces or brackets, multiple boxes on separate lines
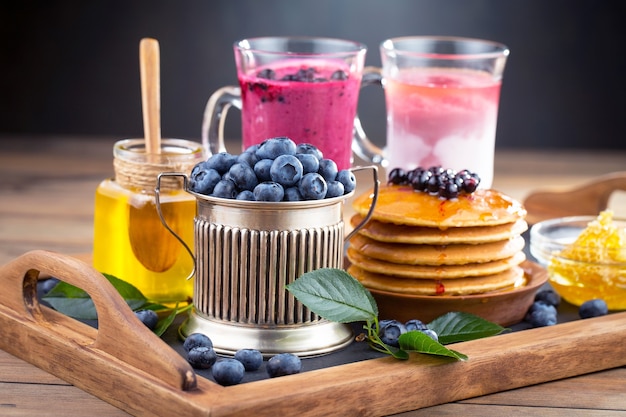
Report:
202,36,374,170
356,36,510,188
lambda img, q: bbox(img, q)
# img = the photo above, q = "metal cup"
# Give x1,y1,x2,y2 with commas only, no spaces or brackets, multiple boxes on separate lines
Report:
156,166,378,357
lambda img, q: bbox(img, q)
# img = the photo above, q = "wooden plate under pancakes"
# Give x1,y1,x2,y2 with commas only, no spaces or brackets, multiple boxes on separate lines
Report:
361,261,548,326
350,214,528,244
352,185,527,228
349,233,526,266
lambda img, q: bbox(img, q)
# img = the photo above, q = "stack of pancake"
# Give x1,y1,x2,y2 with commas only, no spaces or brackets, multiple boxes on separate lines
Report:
347,185,529,296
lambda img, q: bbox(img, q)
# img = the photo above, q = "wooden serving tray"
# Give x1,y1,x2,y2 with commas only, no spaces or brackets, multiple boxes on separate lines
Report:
1,250,626,416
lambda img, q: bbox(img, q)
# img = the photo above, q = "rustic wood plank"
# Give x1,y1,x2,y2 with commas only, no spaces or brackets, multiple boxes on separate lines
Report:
397,403,626,417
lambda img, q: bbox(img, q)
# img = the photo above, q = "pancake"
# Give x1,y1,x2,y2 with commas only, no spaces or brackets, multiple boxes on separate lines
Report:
353,185,527,227
349,233,526,265
346,246,526,279
350,214,528,245
348,264,527,296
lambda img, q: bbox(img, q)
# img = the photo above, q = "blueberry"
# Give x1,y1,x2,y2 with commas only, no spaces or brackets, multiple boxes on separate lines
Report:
253,181,284,202
134,309,159,330
336,169,356,194
255,137,297,160
236,190,255,201
270,154,303,187
535,288,561,307
212,359,245,386
237,150,259,167
317,158,338,182
253,159,274,182
421,329,439,342
212,179,238,199
257,68,276,80
243,143,260,154
387,168,407,185
266,353,302,378
205,152,238,175
283,187,303,201
296,153,320,175
295,143,323,160
40,277,60,294
405,319,428,331
190,167,221,195
579,299,608,319
183,332,213,352
228,162,259,191
331,70,348,80
187,346,217,369
234,348,263,371
379,319,407,347
299,173,327,200
525,301,557,327
325,180,345,198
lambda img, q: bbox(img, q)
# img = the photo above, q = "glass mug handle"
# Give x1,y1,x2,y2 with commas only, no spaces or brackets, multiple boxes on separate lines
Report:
201,86,242,155
352,66,386,166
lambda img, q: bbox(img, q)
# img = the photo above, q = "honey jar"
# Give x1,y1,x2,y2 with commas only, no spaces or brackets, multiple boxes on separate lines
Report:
92,138,205,305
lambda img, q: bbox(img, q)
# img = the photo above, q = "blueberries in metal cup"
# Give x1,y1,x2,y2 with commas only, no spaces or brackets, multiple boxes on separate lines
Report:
212,179,238,199
228,163,259,191
283,186,303,201
299,173,328,200
325,180,345,198
253,181,285,202
253,158,274,182
336,169,356,193
295,143,324,160
205,152,238,175
270,154,303,187
317,158,338,182
296,153,320,175
255,137,297,160
189,137,354,201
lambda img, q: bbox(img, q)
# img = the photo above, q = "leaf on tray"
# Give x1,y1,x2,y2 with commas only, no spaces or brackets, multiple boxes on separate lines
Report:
286,268,379,323
399,331,468,360
429,312,507,344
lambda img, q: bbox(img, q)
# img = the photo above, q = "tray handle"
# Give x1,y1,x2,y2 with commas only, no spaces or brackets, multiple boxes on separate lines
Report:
0,249,197,391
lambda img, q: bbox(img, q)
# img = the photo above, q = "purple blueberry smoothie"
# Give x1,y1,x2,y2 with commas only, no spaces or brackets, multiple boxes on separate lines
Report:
238,60,360,169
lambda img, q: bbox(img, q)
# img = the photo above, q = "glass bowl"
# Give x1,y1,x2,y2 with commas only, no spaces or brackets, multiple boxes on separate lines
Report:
530,215,626,310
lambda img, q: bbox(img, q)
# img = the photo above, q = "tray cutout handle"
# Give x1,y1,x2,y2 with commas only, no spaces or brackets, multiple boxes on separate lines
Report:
0,249,197,391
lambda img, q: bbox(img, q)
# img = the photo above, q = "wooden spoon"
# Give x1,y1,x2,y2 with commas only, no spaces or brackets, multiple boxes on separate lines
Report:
523,171,626,225
128,38,181,273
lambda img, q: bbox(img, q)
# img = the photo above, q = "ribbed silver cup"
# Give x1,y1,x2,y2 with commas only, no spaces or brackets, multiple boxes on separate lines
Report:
180,193,354,357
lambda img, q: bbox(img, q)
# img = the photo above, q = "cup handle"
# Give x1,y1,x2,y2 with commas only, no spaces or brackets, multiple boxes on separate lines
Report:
344,164,380,243
201,85,242,156
155,172,196,280
352,67,386,166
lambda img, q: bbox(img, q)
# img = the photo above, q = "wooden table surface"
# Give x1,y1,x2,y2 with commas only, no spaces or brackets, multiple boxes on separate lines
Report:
1,135,625,416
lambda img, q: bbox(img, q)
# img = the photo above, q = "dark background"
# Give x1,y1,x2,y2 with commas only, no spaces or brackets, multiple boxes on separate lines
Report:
2,0,625,150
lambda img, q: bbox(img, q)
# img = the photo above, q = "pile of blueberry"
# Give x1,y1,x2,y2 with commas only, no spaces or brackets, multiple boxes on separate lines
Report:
524,288,609,328
182,333,301,386
387,166,481,200
189,137,356,202
257,66,349,83
376,319,438,347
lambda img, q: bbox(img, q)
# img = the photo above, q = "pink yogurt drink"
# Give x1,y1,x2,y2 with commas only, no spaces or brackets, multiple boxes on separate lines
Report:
238,60,361,170
385,67,502,188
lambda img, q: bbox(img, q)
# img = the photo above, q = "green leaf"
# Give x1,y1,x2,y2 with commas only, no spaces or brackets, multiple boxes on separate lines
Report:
154,303,192,337
286,268,378,323
429,312,507,344
42,274,150,320
399,331,468,360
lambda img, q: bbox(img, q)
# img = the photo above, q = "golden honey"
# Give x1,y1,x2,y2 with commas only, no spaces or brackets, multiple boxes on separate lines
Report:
92,139,204,305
